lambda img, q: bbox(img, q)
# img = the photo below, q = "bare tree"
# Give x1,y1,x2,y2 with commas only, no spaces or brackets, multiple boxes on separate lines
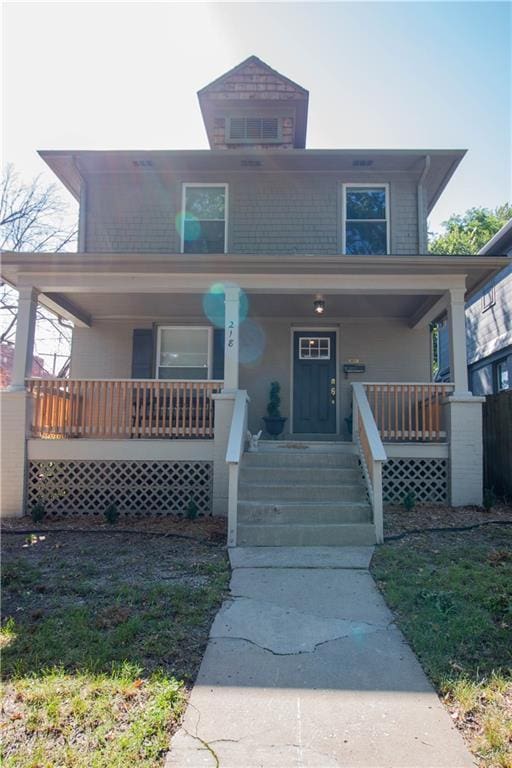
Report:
0,165,78,378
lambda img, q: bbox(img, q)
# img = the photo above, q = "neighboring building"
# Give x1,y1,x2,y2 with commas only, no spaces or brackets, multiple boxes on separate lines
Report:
0,343,52,389
437,219,512,394
467,220,512,394
1,56,509,544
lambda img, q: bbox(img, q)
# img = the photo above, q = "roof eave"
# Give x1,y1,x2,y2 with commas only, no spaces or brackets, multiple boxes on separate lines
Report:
478,218,512,255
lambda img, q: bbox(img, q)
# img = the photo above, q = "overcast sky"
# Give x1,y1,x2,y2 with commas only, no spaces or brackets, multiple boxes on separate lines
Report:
2,0,511,234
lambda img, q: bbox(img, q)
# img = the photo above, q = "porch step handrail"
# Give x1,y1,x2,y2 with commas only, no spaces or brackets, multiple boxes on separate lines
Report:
26,378,223,439
226,390,250,547
352,382,387,544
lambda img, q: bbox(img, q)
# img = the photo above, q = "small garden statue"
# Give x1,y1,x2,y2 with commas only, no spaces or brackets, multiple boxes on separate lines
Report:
247,429,263,452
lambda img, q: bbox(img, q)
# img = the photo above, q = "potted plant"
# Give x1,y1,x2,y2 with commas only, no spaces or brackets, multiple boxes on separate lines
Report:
263,381,287,439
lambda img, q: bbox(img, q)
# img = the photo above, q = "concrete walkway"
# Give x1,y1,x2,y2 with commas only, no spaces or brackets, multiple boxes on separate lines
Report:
166,547,474,768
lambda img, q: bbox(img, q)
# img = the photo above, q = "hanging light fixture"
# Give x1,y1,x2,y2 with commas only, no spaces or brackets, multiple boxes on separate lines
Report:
313,296,326,315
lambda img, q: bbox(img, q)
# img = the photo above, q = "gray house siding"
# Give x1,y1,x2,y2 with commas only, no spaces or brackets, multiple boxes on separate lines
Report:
466,263,512,394
437,244,512,394
83,172,420,255
466,264,512,364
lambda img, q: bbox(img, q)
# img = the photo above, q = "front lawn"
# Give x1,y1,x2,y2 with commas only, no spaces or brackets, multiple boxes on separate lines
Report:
372,523,512,768
1,521,229,767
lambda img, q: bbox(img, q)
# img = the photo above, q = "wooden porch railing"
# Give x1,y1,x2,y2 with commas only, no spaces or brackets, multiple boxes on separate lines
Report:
363,383,454,442
26,379,223,439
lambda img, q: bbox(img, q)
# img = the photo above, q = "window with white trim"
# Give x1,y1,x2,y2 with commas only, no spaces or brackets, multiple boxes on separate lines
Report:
156,327,210,380
182,185,227,254
496,359,510,392
482,285,496,312
343,185,389,255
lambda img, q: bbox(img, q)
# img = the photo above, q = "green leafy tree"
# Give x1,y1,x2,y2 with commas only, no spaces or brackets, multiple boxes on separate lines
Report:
429,204,512,255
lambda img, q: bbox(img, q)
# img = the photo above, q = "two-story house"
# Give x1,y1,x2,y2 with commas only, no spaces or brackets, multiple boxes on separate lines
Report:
1,56,508,545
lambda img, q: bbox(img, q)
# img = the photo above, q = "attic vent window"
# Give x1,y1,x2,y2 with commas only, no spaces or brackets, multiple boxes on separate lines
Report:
352,159,373,167
133,160,153,167
227,117,280,143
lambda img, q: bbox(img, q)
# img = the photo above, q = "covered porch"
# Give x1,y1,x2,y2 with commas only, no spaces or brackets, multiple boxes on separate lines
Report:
1,250,505,521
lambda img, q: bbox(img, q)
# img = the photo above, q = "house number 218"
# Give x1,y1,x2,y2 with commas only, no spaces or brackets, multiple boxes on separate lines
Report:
228,320,235,348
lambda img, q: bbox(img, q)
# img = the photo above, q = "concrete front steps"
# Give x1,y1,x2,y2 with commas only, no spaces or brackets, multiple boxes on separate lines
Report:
237,441,376,546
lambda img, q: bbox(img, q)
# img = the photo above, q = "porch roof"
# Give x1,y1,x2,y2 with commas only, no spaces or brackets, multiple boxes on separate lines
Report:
1,250,509,329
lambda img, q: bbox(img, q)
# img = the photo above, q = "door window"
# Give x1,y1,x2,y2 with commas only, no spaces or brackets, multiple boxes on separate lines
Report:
299,337,331,359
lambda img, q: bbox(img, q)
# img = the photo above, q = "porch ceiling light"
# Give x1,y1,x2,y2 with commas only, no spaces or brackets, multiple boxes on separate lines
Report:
314,297,326,315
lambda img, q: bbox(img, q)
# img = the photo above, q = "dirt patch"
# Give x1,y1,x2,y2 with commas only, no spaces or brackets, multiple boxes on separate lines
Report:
2,514,227,542
384,502,512,538
2,525,227,621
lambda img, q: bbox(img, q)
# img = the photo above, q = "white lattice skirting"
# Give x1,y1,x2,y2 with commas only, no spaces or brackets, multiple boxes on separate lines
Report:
383,458,448,504
27,460,213,516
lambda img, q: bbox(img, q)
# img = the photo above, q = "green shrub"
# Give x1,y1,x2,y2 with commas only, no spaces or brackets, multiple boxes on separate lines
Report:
402,490,416,513
266,381,282,418
186,500,199,520
30,501,46,523
483,487,497,512
104,503,120,525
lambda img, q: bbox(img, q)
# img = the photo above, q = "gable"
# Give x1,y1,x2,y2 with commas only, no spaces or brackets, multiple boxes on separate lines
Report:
198,56,308,101
198,56,309,149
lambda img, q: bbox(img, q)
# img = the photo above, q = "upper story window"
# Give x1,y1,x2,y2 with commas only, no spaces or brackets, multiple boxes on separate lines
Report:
156,326,211,380
227,117,280,143
496,359,510,392
342,184,389,255
482,285,496,312
182,184,227,253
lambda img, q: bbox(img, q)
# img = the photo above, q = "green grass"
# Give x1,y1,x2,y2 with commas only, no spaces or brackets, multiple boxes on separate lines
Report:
371,525,512,768
1,530,230,767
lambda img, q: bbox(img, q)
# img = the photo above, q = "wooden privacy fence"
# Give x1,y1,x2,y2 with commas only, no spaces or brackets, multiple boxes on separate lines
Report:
27,379,223,439
483,390,512,497
363,383,454,442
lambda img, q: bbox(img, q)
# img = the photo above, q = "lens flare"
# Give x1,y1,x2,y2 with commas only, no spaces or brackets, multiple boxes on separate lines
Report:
202,282,249,328
175,212,200,241
239,319,266,364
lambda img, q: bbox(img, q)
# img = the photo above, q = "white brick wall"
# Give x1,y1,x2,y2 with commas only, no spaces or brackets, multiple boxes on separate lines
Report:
445,396,484,506
0,391,30,517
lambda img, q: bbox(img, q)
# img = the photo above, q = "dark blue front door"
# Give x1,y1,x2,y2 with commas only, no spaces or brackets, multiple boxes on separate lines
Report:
293,331,337,434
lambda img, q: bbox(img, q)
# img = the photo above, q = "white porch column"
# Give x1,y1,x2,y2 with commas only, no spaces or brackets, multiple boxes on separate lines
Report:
445,394,485,507
445,288,484,506
223,285,240,391
447,287,469,395
0,390,32,517
10,286,38,390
